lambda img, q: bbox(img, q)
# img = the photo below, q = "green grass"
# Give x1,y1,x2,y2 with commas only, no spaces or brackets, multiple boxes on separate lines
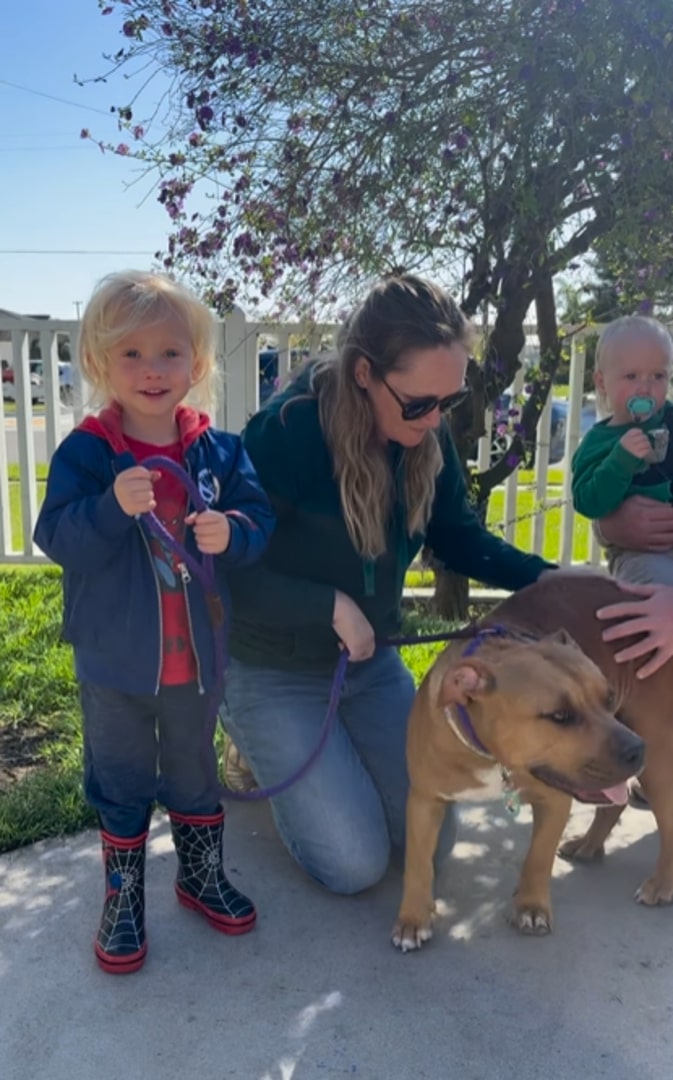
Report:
7,466,47,551
0,568,95,852
399,608,459,685
487,485,591,563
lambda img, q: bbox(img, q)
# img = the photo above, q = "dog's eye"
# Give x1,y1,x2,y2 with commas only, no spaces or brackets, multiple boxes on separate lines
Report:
543,710,578,727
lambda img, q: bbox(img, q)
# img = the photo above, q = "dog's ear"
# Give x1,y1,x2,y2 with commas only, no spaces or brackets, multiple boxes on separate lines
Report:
545,628,581,651
441,660,496,707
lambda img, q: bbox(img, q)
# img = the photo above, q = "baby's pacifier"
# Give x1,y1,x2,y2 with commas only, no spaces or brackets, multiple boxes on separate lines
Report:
627,395,657,422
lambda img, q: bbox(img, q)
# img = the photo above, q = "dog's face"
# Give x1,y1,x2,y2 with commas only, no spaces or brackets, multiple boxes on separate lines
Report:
440,630,645,804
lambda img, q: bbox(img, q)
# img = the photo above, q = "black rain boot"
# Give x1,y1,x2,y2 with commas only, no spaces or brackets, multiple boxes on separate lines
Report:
169,809,256,935
95,829,148,974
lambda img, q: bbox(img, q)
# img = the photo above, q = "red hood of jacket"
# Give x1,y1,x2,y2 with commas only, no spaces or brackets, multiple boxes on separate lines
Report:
78,401,210,456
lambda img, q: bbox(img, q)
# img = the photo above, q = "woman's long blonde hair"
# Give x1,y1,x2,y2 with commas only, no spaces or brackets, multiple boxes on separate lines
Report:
304,274,472,559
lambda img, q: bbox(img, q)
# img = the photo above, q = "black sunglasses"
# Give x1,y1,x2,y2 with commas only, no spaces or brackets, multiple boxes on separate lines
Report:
378,372,471,421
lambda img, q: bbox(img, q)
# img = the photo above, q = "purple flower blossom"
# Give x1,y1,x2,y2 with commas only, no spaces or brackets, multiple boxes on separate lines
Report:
197,105,214,128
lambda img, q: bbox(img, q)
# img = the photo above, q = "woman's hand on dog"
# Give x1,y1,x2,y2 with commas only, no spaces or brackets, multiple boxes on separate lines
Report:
332,590,376,662
597,582,673,679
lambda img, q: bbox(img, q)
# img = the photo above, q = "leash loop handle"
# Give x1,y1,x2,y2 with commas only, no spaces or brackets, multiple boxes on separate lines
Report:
139,454,214,591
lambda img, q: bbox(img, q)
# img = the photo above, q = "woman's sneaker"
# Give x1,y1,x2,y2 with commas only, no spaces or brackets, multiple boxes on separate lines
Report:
222,737,258,794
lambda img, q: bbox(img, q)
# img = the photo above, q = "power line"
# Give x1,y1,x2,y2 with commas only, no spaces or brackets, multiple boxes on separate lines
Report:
0,248,157,254
0,146,93,152
0,78,112,117
0,132,86,138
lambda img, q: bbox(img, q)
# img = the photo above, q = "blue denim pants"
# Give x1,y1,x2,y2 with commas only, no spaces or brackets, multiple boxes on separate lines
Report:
221,647,457,894
80,681,221,838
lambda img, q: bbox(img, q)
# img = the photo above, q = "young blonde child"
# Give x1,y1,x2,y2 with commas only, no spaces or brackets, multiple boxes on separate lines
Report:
34,271,274,974
572,314,673,584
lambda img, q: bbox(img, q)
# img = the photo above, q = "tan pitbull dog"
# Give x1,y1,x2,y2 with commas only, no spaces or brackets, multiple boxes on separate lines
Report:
393,572,652,953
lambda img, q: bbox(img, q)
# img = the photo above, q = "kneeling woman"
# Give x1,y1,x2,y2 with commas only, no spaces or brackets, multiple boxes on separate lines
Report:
224,273,553,894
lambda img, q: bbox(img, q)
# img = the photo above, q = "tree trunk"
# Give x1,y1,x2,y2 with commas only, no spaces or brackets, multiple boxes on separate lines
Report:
432,564,469,622
432,266,536,621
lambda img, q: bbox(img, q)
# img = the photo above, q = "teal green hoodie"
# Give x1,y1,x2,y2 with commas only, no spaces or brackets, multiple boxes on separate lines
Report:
228,371,552,671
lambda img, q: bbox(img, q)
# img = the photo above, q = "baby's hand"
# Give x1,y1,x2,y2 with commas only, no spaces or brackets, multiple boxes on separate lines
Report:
619,428,652,461
113,467,161,516
185,510,232,554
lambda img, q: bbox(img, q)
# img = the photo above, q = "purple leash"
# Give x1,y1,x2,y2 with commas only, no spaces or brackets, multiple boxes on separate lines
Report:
140,454,229,787
138,455,503,803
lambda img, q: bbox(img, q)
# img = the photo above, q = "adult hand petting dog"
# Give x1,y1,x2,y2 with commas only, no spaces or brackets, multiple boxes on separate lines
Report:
598,495,673,553
597,582,673,679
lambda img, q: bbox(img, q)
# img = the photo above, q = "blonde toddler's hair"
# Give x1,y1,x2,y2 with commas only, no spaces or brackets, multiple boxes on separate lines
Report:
79,270,217,409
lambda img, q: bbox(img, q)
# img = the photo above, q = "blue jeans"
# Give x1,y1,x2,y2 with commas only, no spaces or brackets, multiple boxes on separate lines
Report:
81,681,221,837
221,648,457,894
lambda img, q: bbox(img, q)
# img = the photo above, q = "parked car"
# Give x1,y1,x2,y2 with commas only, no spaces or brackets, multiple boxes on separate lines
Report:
2,360,73,404
2,361,44,404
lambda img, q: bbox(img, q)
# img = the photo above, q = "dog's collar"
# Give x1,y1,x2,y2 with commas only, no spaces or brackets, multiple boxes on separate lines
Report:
443,625,508,759
444,704,494,760
444,705,522,816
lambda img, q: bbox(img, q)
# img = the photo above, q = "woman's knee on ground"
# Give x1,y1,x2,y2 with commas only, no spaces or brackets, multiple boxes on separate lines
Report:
299,839,391,896
276,804,392,895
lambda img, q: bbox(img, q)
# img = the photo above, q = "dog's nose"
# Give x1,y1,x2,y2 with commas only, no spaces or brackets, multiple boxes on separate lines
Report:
613,730,646,773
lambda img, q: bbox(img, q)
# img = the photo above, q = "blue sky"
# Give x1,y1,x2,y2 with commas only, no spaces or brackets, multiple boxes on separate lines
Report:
0,1,174,318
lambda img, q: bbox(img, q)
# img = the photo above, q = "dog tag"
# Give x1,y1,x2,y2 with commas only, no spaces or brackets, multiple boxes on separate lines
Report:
501,770,521,817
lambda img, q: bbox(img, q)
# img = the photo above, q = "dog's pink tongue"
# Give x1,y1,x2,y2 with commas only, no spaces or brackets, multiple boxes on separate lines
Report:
600,782,629,806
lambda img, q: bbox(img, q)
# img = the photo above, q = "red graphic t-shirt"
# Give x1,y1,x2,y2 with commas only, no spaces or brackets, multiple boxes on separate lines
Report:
124,435,198,686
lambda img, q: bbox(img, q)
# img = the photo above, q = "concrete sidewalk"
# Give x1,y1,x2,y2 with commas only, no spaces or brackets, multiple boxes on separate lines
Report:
1,799,671,1080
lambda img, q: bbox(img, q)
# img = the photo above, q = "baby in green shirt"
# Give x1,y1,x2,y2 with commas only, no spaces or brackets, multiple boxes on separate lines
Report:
572,315,673,584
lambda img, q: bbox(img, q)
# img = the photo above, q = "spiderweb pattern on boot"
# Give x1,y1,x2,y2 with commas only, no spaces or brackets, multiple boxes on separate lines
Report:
172,816,255,918
96,834,147,972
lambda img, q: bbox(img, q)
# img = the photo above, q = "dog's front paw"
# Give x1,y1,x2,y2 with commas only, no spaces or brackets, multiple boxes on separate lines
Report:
391,914,434,953
509,900,553,936
558,834,605,863
635,875,673,906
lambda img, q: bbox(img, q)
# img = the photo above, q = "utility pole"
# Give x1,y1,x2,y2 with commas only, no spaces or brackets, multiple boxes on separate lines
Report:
73,301,82,320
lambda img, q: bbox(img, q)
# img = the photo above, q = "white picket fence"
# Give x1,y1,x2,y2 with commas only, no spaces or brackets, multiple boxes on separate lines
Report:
0,311,599,565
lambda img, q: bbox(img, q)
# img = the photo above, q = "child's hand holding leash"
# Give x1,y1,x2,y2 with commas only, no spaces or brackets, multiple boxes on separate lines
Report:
114,466,162,516
185,509,232,554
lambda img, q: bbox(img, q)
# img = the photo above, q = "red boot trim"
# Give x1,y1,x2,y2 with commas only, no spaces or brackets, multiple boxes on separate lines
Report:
174,883,256,935
94,939,147,975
